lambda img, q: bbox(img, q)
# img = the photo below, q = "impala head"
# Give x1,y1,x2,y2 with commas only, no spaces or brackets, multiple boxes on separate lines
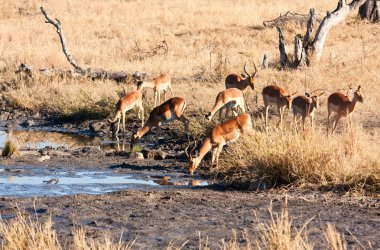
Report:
136,80,144,90
353,85,364,103
185,137,198,175
307,90,325,109
281,92,298,109
243,62,258,90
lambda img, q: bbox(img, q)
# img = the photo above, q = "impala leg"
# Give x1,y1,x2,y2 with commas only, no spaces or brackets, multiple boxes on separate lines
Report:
178,115,190,133
265,105,269,130
215,144,224,169
121,112,126,138
158,90,161,105
331,114,341,134
137,103,144,127
293,115,299,134
302,116,306,131
163,90,167,102
347,114,352,131
219,109,223,122
169,86,174,97
278,107,283,129
211,146,218,167
310,115,315,130
115,117,121,136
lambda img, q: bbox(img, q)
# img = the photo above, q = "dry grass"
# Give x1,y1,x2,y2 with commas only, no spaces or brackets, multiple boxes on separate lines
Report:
221,126,380,190
0,203,350,249
0,211,61,250
0,0,379,189
0,211,134,250
1,139,18,157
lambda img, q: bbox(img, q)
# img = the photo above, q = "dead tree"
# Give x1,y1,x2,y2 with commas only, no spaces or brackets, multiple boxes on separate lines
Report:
359,0,379,22
38,6,139,82
276,0,367,68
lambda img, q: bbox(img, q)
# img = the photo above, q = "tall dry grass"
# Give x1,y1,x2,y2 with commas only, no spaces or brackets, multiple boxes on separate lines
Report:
221,125,380,190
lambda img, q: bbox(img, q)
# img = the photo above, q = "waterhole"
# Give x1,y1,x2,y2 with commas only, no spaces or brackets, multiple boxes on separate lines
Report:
0,168,210,197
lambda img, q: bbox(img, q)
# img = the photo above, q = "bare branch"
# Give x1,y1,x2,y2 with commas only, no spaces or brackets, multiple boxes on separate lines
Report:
40,6,85,73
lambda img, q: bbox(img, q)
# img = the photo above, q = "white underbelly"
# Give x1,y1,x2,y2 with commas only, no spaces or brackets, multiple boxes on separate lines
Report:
227,131,240,144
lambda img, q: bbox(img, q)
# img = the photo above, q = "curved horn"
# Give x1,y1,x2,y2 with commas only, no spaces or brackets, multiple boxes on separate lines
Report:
185,135,191,157
185,135,198,158
243,62,250,79
357,85,361,91
252,61,258,77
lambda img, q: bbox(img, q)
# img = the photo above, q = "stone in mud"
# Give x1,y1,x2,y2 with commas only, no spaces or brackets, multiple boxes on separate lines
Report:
21,119,34,127
38,155,51,162
32,112,41,119
0,111,10,120
154,150,167,160
89,122,105,133
130,152,144,160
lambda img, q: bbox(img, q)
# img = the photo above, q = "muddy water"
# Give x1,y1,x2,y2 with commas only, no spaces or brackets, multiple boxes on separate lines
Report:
0,167,210,197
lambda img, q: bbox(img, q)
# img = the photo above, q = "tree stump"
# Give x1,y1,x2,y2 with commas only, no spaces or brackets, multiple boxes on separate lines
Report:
359,0,379,22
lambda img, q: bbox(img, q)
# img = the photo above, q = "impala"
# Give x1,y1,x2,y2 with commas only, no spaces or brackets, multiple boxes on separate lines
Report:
130,97,189,149
327,85,363,134
108,90,144,137
225,62,257,91
136,73,174,107
206,88,246,122
187,113,252,175
262,85,297,129
292,91,324,132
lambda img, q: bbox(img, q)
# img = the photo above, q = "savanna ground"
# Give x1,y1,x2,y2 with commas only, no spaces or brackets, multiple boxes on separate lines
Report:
0,0,379,249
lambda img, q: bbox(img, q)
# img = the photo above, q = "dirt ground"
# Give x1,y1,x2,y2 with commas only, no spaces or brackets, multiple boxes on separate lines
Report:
1,149,379,249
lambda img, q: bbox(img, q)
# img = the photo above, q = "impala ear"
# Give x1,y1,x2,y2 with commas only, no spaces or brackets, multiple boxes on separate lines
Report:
305,92,311,97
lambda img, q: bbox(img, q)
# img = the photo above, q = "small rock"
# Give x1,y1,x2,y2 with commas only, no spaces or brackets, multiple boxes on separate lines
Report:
43,178,59,184
89,122,105,133
38,155,50,162
130,152,144,160
154,150,167,160
32,112,41,119
0,111,10,120
21,120,34,127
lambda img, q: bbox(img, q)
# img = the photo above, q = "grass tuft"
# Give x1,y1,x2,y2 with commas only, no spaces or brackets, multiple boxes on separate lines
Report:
2,139,18,157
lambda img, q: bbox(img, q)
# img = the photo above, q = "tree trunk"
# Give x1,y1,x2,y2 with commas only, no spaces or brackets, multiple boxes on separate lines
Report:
359,0,379,21
275,0,367,68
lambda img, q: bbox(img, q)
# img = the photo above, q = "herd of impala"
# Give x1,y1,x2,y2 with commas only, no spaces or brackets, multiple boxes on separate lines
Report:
107,63,364,175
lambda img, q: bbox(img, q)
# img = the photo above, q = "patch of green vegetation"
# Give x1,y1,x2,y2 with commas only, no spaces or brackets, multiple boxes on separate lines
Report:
131,145,142,153
2,140,18,157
